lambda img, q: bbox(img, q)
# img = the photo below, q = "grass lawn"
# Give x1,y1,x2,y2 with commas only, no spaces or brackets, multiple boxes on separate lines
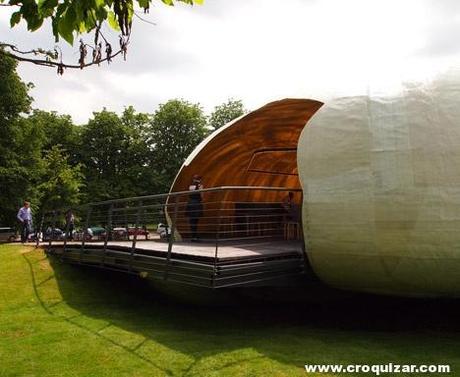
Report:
1,244,460,376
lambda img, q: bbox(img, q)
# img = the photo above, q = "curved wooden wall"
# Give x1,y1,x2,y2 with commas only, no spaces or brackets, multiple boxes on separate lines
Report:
169,98,323,240
171,98,323,198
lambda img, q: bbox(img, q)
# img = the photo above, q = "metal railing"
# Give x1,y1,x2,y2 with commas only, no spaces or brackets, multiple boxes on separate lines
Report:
39,186,305,286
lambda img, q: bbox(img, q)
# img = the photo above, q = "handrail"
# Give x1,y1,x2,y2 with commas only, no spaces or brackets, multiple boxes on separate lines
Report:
42,186,302,215
42,185,304,285
89,185,301,206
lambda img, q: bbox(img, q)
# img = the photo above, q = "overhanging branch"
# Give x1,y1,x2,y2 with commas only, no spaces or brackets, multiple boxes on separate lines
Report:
1,31,130,74
1,48,123,69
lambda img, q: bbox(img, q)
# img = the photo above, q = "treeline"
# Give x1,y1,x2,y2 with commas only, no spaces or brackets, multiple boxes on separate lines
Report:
0,52,246,226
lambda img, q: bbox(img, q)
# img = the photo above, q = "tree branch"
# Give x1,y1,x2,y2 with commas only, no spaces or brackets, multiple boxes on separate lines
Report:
134,11,156,26
1,25,130,74
0,47,123,69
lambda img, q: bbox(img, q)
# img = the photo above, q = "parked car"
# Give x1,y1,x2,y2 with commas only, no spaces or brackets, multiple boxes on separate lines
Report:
89,227,107,240
74,227,107,241
28,232,40,242
111,227,128,240
111,227,149,240
0,227,17,243
156,223,171,240
73,229,91,241
42,227,65,241
127,227,149,239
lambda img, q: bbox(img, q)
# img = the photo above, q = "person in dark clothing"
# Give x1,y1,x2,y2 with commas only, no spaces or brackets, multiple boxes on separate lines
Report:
186,175,203,241
282,191,300,221
65,209,75,240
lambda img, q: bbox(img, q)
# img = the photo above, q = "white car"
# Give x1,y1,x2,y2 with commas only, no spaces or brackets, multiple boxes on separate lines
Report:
111,227,128,240
156,223,171,240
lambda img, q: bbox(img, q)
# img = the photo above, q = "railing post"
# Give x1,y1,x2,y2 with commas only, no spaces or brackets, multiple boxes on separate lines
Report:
102,203,113,267
63,210,70,255
141,205,147,240
36,214,44,249
80,206,92,264
48,210,57,250
129,201,142,272
164,195,179,281
212,191,225,288
124,207,129,241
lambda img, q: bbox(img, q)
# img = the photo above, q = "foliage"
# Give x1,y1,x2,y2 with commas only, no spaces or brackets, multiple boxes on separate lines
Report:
0,50,32,122
36,146,84,211
0,57,247,224
0,53,34,225
5,0,201,44
149,99,207,186
119,106,167,195
0,53,83,224
208,98,246,130
0,0,203,71
27,110,81,164
78,107,166,201
79,109,134,200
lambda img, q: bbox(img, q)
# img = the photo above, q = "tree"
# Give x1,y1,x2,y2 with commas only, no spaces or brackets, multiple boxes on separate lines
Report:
79,107,165,201
0,50,32,122
0,52,34,225
120,106,166,195
149,99,207,187
36,146,84,211
79,109,130,200
208,99,246,130
0,54,88,225
26,110,80,164
0,0,202,73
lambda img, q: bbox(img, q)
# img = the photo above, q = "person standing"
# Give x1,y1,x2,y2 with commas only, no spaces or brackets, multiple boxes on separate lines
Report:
17,201,32,244
282,192,301,220
65,209,75,240
186,175,204,242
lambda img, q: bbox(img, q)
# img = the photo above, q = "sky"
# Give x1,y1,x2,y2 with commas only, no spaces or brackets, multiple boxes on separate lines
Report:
1,0,460,124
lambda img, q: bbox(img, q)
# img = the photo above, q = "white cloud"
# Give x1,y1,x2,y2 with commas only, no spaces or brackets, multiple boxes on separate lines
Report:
2,0,460,123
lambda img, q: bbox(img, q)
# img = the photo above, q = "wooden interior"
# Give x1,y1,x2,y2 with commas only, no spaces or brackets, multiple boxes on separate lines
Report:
169,98,323,238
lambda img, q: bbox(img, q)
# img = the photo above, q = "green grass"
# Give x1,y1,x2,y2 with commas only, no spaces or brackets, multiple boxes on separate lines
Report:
1,244,460,376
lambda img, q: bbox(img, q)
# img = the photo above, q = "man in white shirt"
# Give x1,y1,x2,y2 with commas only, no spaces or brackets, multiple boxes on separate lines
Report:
17,201,32,243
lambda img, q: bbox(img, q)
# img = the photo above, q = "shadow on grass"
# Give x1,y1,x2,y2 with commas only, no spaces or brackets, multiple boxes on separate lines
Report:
23,250,460,375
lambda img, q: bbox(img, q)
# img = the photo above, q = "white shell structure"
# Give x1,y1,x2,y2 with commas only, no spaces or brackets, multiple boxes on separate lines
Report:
298,69,460,297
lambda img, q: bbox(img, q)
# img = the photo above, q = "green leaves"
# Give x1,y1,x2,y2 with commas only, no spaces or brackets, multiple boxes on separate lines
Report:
138,0,149,8
9,11,21,27
38,0,58,17
107,11,120,31
150,99,208,184
58,7,77,45
6,0,204,47
37,146,84,210
209,99,246,130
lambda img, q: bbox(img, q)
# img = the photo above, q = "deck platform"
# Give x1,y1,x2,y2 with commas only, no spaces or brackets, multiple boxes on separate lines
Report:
45,238,307,288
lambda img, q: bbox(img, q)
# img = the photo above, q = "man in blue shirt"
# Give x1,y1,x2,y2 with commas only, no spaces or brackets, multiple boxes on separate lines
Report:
17,201,32,243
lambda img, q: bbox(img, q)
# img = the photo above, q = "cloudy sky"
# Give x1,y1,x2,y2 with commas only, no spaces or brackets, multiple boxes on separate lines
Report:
1,0,460,123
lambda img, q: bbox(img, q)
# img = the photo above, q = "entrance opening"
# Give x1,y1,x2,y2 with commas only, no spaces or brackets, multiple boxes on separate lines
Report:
170,98,323,242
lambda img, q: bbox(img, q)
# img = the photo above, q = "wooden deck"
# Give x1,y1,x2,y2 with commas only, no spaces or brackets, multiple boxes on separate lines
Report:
44,237,307,288
45,239,304,264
